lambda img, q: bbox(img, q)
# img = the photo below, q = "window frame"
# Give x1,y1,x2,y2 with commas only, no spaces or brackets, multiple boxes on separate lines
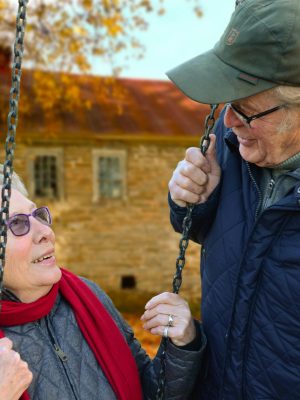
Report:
92,149,127,202
27,148,64,200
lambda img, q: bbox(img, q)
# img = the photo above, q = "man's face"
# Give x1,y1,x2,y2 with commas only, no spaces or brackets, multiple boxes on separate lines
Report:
224,90,300,167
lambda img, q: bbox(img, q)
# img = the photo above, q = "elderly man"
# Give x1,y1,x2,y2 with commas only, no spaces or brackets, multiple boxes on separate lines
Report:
167,0,300,399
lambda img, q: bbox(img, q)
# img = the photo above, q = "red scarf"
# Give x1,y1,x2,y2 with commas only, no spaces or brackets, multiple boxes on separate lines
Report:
0,268,142,400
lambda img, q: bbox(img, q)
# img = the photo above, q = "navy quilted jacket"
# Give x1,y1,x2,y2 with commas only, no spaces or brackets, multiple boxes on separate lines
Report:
170,110,300,400
3,278,205,400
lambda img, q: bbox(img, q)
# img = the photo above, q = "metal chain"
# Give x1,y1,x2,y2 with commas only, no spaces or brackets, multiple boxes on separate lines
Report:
0,0,28,308
235,0,246,7
155,104,219,400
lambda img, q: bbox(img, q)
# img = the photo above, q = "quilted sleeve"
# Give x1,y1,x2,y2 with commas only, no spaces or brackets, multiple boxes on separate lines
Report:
169,186,221,244
81,278,206,400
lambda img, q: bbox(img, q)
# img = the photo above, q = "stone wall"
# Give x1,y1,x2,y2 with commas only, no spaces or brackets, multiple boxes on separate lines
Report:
12,139,202,301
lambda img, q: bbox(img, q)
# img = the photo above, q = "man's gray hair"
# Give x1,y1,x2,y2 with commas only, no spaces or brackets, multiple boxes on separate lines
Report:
274,86,300,105
271,86,300,134
0,165,28,197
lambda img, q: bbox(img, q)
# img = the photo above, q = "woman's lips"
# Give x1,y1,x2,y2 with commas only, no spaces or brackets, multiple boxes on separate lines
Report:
33,256,56,266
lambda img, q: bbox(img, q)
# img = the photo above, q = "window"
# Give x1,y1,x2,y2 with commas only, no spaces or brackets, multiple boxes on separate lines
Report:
121,275,136,289
27,148,64,200
99,157,122,198
93,149,126,201
34,156,58,198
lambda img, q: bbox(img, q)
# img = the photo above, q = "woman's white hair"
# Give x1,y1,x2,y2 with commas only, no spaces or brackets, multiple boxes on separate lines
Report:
0,165,28,197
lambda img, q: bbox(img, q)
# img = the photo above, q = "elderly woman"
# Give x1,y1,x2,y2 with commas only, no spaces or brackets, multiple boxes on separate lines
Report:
0,170,205,400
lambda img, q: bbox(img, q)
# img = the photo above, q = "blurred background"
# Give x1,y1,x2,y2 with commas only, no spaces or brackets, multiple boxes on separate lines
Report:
0,0,233,356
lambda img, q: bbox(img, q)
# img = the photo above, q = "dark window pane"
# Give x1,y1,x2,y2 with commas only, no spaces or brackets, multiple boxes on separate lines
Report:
121,275,136,289
99,156,123,199
34,156,58,198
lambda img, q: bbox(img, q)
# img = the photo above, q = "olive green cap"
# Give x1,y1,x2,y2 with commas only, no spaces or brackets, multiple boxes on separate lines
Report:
167,0,300,104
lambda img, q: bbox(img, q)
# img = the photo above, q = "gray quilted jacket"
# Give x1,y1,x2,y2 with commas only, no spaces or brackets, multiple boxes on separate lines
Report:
3,278,205,400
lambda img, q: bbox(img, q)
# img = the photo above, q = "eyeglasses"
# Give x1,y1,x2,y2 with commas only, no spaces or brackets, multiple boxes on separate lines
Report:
227,102,287,127
6,206,52,237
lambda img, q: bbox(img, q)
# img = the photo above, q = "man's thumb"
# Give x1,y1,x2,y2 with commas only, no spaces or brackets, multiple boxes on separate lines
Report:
206,134,220,175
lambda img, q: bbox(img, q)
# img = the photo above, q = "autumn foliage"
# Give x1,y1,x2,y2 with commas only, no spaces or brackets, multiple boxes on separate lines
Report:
0,0,202,74
0,0,202,115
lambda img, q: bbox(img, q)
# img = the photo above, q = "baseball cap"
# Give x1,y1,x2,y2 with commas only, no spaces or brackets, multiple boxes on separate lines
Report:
167,0,300,104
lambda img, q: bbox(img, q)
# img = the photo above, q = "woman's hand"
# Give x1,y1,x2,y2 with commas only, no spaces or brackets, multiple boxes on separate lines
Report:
0,337,33,400
141,292,196,346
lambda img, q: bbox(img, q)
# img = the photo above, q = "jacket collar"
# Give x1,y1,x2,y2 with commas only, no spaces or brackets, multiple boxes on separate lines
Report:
224,128,240,153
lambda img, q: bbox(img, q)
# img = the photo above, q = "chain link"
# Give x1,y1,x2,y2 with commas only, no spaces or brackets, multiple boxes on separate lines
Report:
155,104,218,400
0,0,28,308
235,0,246,7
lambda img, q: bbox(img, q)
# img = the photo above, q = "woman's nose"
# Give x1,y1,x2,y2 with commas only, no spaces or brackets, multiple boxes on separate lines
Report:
31,218,54,243
224,104,244,128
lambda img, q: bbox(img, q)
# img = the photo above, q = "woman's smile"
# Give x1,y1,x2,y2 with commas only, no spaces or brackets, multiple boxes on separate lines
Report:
31,253,56,266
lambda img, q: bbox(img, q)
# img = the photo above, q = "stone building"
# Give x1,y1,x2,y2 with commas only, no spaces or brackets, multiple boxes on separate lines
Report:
0,66,213,302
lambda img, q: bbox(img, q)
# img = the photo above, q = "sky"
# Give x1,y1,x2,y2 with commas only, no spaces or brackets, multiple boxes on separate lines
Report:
93,0,234,80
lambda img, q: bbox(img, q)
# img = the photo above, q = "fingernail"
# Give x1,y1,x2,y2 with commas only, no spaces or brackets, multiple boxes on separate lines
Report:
145,301,152,309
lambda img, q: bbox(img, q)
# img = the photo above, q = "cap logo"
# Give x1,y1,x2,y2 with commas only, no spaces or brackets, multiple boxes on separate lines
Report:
238,72,258,85
226,28,240,45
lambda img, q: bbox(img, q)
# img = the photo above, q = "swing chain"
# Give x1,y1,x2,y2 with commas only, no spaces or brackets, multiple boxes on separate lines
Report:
200,104,219,155
0,0,28,304
172,204,193,294
172,104,218,294
155,104,218,400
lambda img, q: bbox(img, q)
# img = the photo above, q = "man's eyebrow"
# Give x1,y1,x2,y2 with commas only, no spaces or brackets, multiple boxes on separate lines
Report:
233,101,257,113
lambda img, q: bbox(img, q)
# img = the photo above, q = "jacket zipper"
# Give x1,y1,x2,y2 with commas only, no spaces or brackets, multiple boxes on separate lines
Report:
262,178,275,211
246,163,262,220
219,163,262,398
266,178,275,197
44,318,80,400
53,343,68,362
240,166,266,399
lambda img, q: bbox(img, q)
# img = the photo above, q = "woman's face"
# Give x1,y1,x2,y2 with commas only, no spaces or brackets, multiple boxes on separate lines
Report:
3,189,61,303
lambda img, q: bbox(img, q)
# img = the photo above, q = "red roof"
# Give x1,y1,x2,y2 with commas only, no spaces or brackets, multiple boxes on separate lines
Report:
0,70,217,141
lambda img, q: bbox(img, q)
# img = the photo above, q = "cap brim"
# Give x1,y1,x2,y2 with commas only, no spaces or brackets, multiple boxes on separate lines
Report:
166,50,277,104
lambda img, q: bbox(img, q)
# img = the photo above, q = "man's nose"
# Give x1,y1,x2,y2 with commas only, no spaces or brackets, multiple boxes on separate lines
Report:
224,104,245,128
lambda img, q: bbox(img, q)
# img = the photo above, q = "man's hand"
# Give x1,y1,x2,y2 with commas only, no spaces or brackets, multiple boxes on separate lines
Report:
169,134,221,207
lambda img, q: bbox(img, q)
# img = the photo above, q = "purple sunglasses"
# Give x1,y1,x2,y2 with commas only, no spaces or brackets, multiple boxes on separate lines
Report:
6,206,52,237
